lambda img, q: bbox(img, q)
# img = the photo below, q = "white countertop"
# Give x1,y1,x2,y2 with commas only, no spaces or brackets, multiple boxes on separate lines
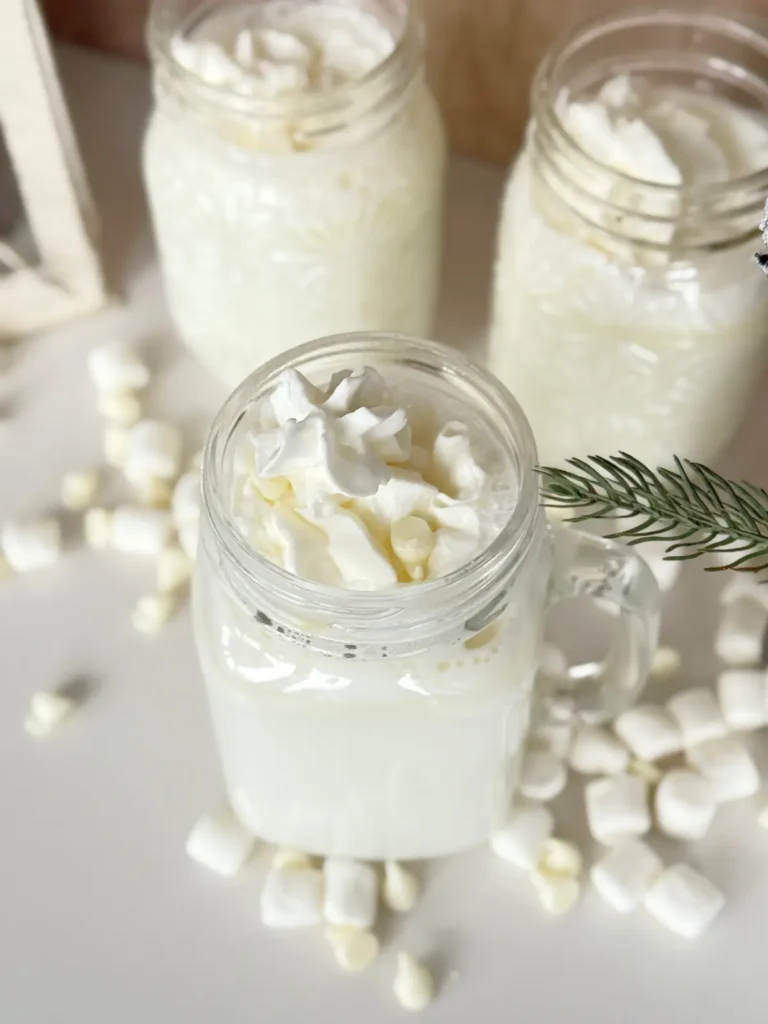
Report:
2,46,768,1024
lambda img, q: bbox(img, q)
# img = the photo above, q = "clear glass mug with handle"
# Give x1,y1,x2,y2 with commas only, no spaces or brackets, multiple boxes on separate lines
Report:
195,332,661,860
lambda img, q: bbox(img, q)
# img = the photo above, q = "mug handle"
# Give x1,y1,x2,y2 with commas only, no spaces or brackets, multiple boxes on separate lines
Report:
539,523,661,725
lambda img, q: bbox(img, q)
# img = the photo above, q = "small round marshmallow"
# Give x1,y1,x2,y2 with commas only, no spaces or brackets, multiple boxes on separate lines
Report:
185,809,256,877
156,545,192,592
667,687,727,748
1,518,61,572
124,419,183,484
519,750,567,802
569,725,629,775
715,596,768,666
97,391,142,426
60,470,99,511
613,705,682,761
538,838,583,879
24,690,76,737
131,592,178,634
655,769,717,840
323,858,379,930
87,340,149,394
489,803,554,871
651,646,682,680
717,669,766,730
111,505,174,556
261,865,324,928
83,507,112,550
590,838,663,912
103,425,130,468
585,773,650,845
644,864,724,939
686,736,760,803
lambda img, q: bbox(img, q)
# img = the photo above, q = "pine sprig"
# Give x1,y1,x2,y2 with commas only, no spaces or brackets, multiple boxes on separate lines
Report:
537,453,768,573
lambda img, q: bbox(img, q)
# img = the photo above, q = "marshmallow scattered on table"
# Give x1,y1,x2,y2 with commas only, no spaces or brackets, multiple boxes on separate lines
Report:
518,750,567,801
261,865,324,928
590,838,663,912
24,690,76,737
131,592,178,634
613,705,682,761
686,736,760,803
489,803,554,870
325,925,380,972
394,952,435,1011
719,575,768,610
323,858,379,930
538,838,583,879
715,596,768,666
83,507,112,550
185,809,256,877
383,860,419,912
1,518,61,572
569,725,629,775
667,687,727,747
87,340,149,394
111,505,174,556
60,470,99,511
644,864,724,938
717,669,766,730
124,419,183,485
97,391,142,426
654,769,716,840
531,871,581,914
585,774,650,845
156,545,192,592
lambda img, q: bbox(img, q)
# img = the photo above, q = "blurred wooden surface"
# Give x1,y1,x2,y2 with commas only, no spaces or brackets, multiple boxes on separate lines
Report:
41,0,768,164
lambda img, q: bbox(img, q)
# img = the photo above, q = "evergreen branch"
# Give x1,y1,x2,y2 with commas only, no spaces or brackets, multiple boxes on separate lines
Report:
537,453,768,574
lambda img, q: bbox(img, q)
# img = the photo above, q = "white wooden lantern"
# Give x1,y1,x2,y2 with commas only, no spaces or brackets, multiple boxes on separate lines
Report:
0,0,106,338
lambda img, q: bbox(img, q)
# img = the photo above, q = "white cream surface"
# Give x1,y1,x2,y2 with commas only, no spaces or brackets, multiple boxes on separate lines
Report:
231,366,504,588
490,74,768,468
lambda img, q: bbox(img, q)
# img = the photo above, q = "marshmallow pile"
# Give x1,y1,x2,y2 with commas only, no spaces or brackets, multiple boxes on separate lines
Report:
233,366,507,588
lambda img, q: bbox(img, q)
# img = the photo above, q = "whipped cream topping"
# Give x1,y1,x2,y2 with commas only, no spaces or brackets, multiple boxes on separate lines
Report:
231,367,503,589
170,0,395,99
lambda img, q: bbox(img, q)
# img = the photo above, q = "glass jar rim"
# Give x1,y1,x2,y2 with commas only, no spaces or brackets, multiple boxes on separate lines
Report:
201,332,541,651
146,0,423,126
534,8,768,198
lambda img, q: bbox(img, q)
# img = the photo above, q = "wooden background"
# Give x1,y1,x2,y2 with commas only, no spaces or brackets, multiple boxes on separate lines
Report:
41,0,768,164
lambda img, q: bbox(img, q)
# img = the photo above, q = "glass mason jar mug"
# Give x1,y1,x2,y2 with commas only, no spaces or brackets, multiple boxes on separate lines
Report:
195,333,660,860
143,0,446,387
490,10,768,469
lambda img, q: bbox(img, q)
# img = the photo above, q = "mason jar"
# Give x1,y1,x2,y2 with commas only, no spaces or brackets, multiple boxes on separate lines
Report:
143,0,446,386
194,332,659,860
490,10,768,469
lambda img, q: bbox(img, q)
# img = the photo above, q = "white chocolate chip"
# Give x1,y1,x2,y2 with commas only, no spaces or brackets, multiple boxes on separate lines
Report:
60,470,99,511
686,735,760,803
651,646,682,680
590,838,663,912
644,864,724,938
715,596,768,666
655,769,717,840
323,858,379,930
87,340,149,394
613,705,682,761
325,926,380,972
393,952,434,1012
569,725,629,775
83,507,113,550
24,690,75,737
261,865,324,928
131,592,178,634
585,774,650,845
667,688,728,748
531,871,580,914
156,545,192,592
717,669,766,730
97,391,142,426
111,505,174,556
1,518,61,572
538,837,583,879
383,860,419,912
271,848,312,870
519,749,567,801
185,809,256,877
489,803,554,870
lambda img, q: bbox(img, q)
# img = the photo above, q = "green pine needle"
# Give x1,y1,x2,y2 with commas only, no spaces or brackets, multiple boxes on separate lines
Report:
537,452,768,573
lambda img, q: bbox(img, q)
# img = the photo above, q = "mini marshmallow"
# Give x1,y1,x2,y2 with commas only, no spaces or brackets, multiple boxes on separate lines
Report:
325,926,380,973
24,690,75,737
585,774,650,845
533,719,574,760
272,848,312,870
569,725,629,775
519,750,567,802
1,518,61,572
686,736,760,802
383,860,419,912
103,425,130,468
717,669,766,730
97,391,142,426
393,952,434,1011
172,472,201,537
83,507,112,550
60,470,99,511
87,340,149,394
590,838,663,912
489,803,554,870
641,545,681,593
111,505,174,556
538,838,583,879
124,419,183,484
667,688,727,747
261,865,324,928
323,858,378,930
531,872,581,914
644,864,724,938
131,592,178,634
655,769,717,840
185,809,256,877
613,705,682,761
156,545,192,592
719,575,768,610
651,646,682,680
715,596,768,666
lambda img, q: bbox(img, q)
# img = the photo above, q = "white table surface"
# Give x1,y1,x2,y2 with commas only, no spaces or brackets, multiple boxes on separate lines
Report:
3,46,768,1024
